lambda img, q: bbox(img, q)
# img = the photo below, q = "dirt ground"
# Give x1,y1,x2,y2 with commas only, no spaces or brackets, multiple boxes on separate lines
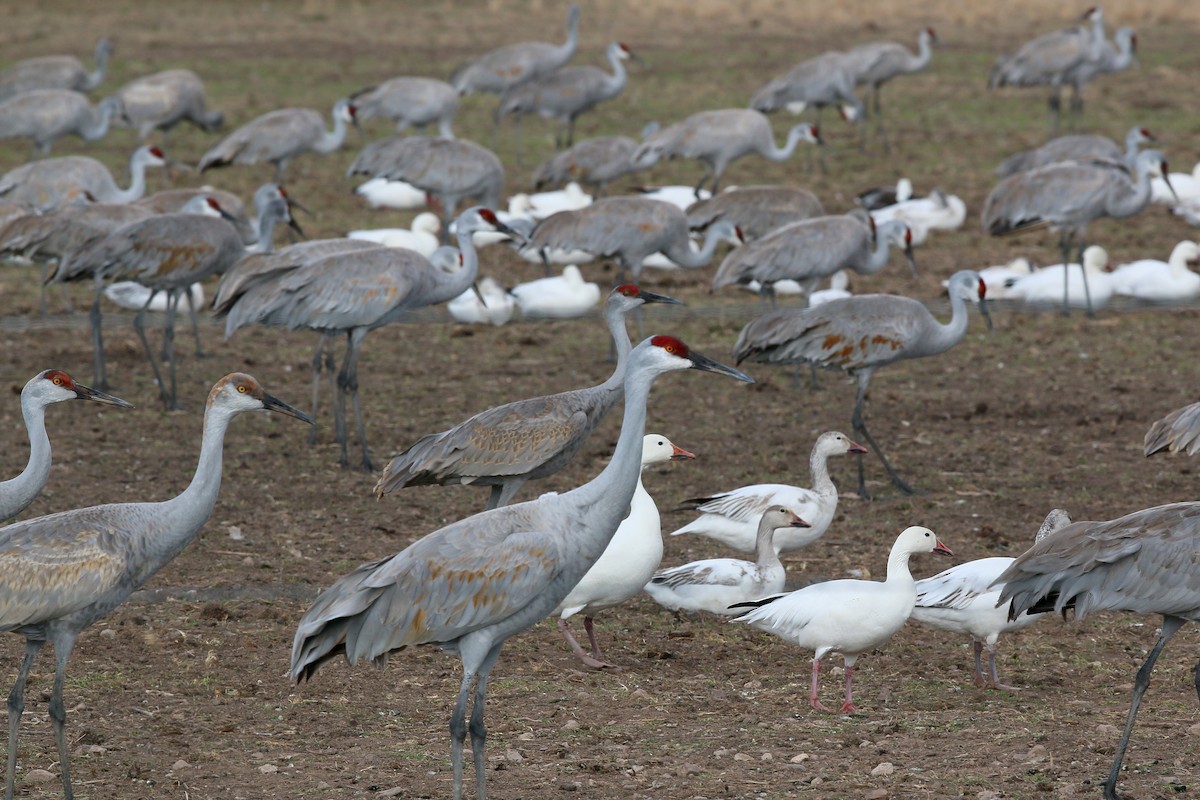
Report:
2,2,1200,799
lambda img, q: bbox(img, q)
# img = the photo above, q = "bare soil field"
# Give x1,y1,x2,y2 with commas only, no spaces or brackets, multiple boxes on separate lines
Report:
2,2,1200,799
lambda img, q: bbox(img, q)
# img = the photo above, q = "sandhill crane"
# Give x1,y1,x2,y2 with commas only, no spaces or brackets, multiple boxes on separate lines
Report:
0,372,308,800
134,185,257,244
988,7,1106,131
350,76,458,139
912,508,1072,690
734,270,991,499
996,499,1200,800
981,148,1174,316
0,90,122,156
1144,401,1200,457
996,125,1155,178
374,284,680,508
198,98,359,182
0,144,167,208
1061,26,1137,121
347,136,504,234
497,41,639,150
1,370,131,521
531,134,643,194
554,433,695,667
749,52,864,150
291,335,751,800
732,526,952,713
112,69,225,143
686,186,825,241
221,208,514,469
0,38,112,101
842,28,937,149
522,196,742,283
633,110,822,198
451,4,581,96
712,215,917,304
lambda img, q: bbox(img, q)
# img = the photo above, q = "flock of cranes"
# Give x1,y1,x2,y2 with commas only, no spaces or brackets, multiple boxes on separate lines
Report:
0,4,1199,800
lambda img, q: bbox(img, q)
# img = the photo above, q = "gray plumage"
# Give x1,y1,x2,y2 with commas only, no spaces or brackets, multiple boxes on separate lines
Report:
841,28,937,149
450,4,581,95
134,186,254,244
351,76,458,139
0,90,122,156
1145,401,1200,457
686,186,825,241
734,269,990,499
996,500,1200,800
112,69,225,141
496,41,635,148
1,370,131,522
0,373,308,800
531,134,641,193
632,109,822,197
1061,26,1137,116
522,196,742,282
981,148,1173,316
749,52,865,132
374,285,680,510
198,98,358,181
996,125,1155,178
221,208,512,470
291,336,751,800
712,215,916,301
0,38,112,102
0,144,167,208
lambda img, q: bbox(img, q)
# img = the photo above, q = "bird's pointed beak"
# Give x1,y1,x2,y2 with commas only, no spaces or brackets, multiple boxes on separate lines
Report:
261,392,313,424
1163,171,1179,205
630,52,650,69
903,241,919,279
167,158,195,172
669,444,696,461
280,188,314,217
932,539,953,556
471,281,487,305
74,382,134,409
789,514,811,528
687,349,755,383
216,207,238,223
848,441,868,455
639,288,683,306
979,294,994,332
287,214,307,239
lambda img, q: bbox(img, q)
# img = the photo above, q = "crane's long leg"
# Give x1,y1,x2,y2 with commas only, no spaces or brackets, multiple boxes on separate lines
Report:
338,327,374,471
48,633,78,800
449,669,473,800
308,332,335,445
134,295,173,409
331,332,352,467
874,86,891,154
6,639,45,800
851,370,916,499
490,479,525,510
468,644,503,800
90,274,109,390
1103,615,1186,800
162,289,181,409
1077,241,1094,319
184,286,205,357
1047,88,1062,134
566,114,577,148
693,163,715,200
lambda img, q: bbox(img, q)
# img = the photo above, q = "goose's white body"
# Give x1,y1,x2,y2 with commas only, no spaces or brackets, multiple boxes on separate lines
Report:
962,257,1036,300
354,177,427,210
511,264,600,318
347,212,441,256
1110,241,1200,302
744,271,850,303
1006,245,1113,309
635,185,712,210
528,182,592,220
104,280,204,312
1151,163,1200,205
870,190,966,245
447,277,515,326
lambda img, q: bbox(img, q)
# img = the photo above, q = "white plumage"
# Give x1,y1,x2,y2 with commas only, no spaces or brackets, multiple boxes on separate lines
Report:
347,211,441,256
510,264,600,319
527,182,593,220
1110,240,1200,303
1005,244,1113,309
870,189,966,245
447,277,515,326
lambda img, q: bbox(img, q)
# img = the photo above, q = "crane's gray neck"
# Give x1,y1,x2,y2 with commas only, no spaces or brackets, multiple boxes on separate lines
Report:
763,126,807,162
1110,160,1155,218
913,32,934,68
437,116,456,140
3,396,52,517
83,43,110,92
600,302,632,393
864,225,895,274
558,7,581,61
314,110,349,155
669,224,727,269
83,98,118,141
809,444,836,498
754,523,784,571
1087,12,1106,58
423,227,482,306
247,206,283,254
921,285,972,355
600,50,629,99
112,153,151,204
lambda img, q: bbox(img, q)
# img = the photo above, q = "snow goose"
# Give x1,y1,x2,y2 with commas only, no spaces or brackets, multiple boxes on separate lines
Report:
1110,240,1200,302
1005,244,1114,310
968,257,1035,300
911,509,1071,690
346,211,441,256
554,434,695,667
633,184,712,210
870,189,966,245
104,280,204,313
645,505,807,616
510,264,601,319
528,181,592,220
353,177,427,210
1151,162,1200,205
856,177,914,211
447,276,515,326
670,431,866,554
732,526,953,713
743,270,851,302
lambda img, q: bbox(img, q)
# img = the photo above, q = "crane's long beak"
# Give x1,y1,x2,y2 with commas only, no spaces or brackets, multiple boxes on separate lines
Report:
903,244,919,279
687,349,755,383
630,52,651,70
167,158,195,173
1162,171,1179,205
640,288,683,306
979,294,994,332
287,214,307,238
262,392,313,424
491,218,528,246
74,382,134,408
669,444,696,460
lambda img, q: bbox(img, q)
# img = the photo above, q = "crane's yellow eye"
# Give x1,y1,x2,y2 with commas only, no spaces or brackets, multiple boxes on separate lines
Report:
237,385,247,394
52,377,62,385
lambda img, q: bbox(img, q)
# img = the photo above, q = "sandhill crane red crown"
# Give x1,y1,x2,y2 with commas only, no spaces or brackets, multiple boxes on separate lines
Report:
0,144,167,208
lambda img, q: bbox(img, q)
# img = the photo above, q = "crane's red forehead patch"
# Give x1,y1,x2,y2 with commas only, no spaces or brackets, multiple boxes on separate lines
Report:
149,146,164,158
43,369,73,386
615,283,640,297
978,278,987,298
619,42,631,52
206,197,222,210
651,335,689,357
478,208,500,224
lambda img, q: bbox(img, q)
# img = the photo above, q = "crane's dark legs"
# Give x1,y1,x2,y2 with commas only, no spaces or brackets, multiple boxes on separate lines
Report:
90,276,108,390
1047,88,1062,133
693,163,715,200
308,333,335,445
184,287,205,357
873,86,891,153
162,290,181,408
334,328,373,470
450,643,503,800
487,479,525,510
566,115,576,148
49,634,78,800
1103,615,1185,800
1057,232,1094,318
134,295,179,409
851,371,916,499
6,640,44,800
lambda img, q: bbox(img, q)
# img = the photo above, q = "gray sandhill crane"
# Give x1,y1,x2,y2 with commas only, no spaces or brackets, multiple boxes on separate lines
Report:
220,207,515,470
734,269,991,499
632,110,822,198
1,370,131,521
531,134,642,194
0,144,167,208
0,90,122,156
497,41,638,149
843,28,937,149
1145,401,1200,457
981,148,1174,316
291,335,751,800
749,52,864,152
0,372,309,800
522,195,743,283
1061,26,1136,119
112,69,225,143
451,4,581,96
350,76,458,139
57,199,289,408
374,284,681,509
347,136,504,234
0,38,113,102
198,98,359,182
138,183,302,247
996,501,1200,800
996,125,1155,178
686,185,826,241
712,215,917,304
988,6,1106,131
